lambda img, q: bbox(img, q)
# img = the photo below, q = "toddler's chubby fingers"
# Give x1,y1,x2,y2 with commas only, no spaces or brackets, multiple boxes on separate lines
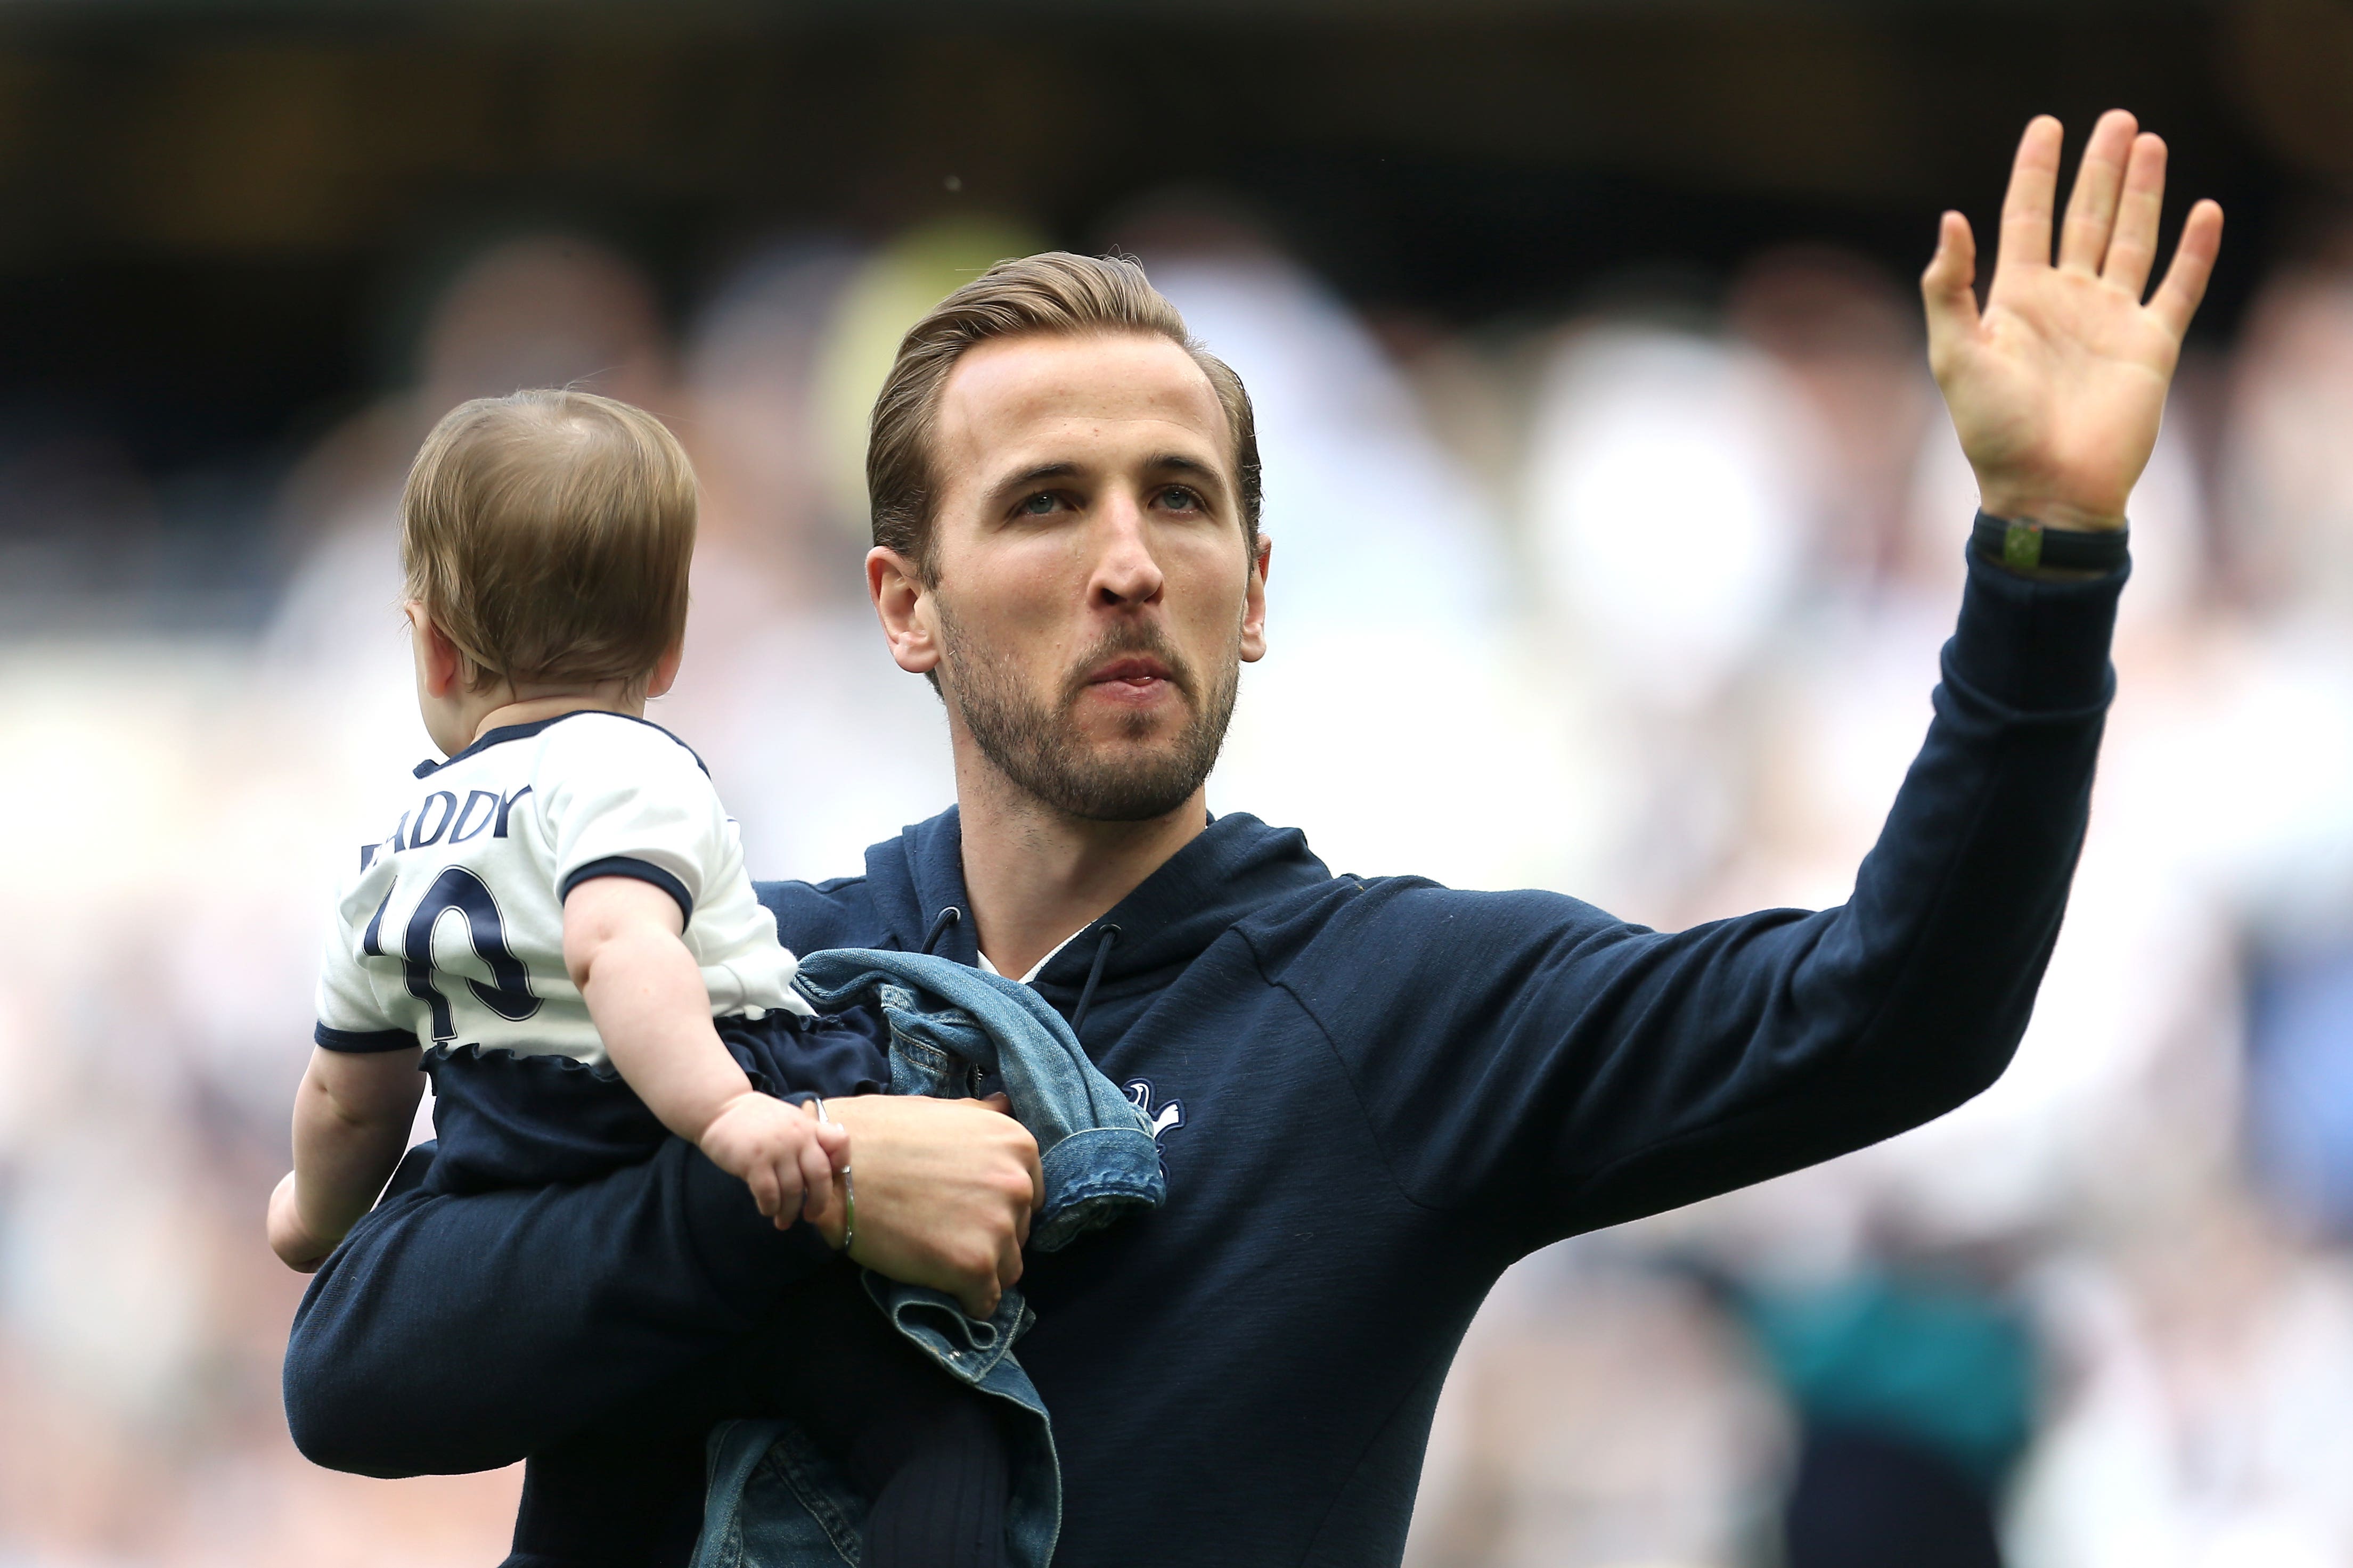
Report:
766,1161,805,1230
793,1135,838,1229
811,1113,852,1163
746,1161,784,1220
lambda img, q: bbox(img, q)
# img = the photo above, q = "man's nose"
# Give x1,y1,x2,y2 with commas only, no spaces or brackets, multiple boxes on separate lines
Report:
1089,495,1164,609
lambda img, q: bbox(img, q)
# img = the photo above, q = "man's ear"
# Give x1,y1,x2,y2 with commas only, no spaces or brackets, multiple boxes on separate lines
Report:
867,547,941,676
404,602,468,698
1239,534,1272,664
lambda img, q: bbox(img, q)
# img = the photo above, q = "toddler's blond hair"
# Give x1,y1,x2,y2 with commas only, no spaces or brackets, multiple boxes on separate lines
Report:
401,389,694,694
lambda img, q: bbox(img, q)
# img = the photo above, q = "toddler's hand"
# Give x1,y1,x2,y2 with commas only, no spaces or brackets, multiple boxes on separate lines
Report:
266,1171,338,1274
699,1093,847,1231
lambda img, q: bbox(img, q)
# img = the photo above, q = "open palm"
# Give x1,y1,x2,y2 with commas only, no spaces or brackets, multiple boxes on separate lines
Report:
1924,111,2224,531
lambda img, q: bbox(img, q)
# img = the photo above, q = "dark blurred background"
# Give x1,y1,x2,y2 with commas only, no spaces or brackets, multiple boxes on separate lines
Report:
4,0,2344,622
6,4,2353,1565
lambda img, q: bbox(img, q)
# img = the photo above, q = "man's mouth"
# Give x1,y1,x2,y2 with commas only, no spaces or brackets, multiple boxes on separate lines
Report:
1085,656,1177,692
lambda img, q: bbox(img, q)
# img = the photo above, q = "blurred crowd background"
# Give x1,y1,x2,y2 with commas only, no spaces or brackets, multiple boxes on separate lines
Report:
6,1,2353,1564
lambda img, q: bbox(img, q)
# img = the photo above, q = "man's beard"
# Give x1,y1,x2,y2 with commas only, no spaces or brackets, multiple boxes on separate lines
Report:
936,604,1241,823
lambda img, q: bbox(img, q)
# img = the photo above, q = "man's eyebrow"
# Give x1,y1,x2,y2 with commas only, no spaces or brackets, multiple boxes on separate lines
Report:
984,454,1228,502
1147,454,1227,488
990,461,1082,496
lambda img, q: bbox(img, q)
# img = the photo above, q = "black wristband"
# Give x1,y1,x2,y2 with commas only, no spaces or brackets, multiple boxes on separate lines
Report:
1972,510,2130,574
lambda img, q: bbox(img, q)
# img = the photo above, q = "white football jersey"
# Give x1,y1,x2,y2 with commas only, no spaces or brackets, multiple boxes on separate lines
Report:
314,710,811,1068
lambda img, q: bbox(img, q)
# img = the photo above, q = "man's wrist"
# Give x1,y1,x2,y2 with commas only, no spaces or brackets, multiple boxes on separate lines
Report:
806,1095,887,1251
1950,536,2126,715
1970,510,2129,580
1973,490,2126,533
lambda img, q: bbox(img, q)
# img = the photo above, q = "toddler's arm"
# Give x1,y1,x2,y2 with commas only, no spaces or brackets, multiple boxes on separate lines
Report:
269,1046,426,1271
563,875,846,1229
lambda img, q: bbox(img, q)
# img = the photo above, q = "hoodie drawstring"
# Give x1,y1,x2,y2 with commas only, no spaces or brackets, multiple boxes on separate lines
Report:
920,905,962,956
1071,924,1121,1035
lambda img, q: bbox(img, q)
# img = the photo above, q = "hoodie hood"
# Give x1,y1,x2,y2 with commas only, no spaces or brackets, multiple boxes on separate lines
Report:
856,806,1335,1044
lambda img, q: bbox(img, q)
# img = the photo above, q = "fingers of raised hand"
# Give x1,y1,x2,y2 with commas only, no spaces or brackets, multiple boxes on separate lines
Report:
2058,109,2140,274
1921,211,1981,358
1982,109,2222,343
2150,198,2225,341
2102,133,2169,297
1997,115,2065,281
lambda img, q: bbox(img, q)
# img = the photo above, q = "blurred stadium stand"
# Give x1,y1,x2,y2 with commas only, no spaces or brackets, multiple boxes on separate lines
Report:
8,5,2353,1565
0,1,2333,479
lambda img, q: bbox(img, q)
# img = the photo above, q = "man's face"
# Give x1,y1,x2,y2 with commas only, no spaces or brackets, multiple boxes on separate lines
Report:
870,331,1269,823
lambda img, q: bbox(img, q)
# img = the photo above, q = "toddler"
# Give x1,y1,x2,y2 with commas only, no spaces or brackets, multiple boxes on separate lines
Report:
267,389,1010,1567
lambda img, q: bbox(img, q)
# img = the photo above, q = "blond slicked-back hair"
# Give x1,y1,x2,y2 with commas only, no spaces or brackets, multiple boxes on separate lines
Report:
867,252,1262,579
401,389,695,694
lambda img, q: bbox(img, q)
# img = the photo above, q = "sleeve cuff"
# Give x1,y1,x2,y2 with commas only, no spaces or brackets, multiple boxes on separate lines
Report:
1945,538,2127,715
560,856,695,924
315,1022,420,1053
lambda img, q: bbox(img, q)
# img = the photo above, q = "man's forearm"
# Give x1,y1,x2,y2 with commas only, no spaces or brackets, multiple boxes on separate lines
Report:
284,1093,1042,1474
285,1137,837,1475
1558,546,2123,1234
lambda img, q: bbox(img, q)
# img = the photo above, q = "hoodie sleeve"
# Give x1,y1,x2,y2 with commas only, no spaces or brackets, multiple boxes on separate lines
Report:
1270,546,2123,1251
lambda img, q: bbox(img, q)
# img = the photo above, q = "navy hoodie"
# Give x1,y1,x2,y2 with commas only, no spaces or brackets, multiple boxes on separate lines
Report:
749,551,2124,1566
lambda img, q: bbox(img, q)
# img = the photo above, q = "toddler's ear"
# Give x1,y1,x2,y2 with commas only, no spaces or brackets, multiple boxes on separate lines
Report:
646,639,686,700
403,602,467,699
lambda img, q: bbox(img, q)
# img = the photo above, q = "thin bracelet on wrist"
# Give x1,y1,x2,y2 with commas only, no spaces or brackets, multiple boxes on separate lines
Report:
812,1096,856,1257
1972,509,2130,574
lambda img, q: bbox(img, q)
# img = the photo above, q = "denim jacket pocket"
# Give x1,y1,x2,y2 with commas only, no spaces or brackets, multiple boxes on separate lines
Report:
696,1420,862,1567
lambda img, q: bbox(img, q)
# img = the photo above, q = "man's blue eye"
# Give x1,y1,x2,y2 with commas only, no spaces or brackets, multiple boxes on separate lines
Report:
1020,493,1058,515
1162,487,1200,510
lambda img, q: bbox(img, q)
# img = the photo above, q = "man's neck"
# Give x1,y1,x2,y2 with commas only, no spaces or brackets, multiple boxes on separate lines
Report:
955,765,1207,981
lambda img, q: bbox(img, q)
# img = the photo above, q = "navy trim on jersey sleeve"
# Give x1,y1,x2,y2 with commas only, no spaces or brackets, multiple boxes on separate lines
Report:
315,1022,422,1053
560,856,694,924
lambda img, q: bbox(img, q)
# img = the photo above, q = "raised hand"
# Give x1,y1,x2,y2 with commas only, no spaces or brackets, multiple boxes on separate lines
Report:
1922,110,2224,531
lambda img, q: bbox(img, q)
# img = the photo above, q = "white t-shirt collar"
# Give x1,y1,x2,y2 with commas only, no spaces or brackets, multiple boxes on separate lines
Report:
974,925,1086,986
